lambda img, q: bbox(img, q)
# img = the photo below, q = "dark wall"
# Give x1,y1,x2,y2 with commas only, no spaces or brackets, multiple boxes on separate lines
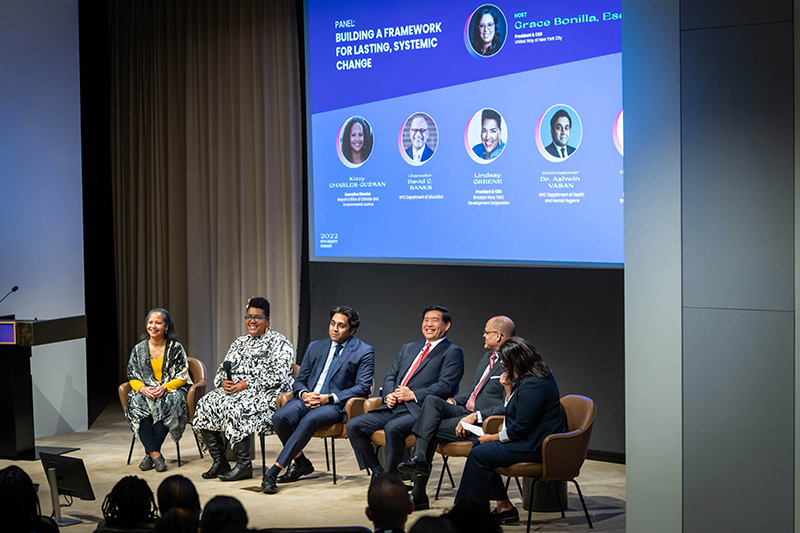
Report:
80,0,119,425
308,262,624,456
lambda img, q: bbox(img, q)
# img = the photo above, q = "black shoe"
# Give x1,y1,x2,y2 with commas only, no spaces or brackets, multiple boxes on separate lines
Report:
218,436,253,481
261,473,278,494
277,460,314,483
411,492,430,512
200,430,231,479
491,507,520,524
398,456,431,476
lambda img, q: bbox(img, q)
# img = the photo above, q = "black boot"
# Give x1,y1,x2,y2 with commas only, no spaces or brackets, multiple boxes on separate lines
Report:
218,435,253,481
201,430,231,479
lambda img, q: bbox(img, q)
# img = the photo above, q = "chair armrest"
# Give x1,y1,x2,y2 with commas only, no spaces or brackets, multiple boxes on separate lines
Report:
345,397,368,420
118,383,132,410
363,397,383,414
483,415,505,435
276,391,295,410
187,377,207,422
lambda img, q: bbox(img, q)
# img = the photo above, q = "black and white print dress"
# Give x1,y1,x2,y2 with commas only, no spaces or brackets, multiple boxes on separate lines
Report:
193,329,294,445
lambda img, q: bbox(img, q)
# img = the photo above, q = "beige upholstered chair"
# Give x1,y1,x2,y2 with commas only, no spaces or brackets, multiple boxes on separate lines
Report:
492,395,597,532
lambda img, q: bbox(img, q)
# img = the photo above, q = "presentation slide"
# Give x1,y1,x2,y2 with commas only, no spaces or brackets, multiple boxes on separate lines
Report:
304,0,623,266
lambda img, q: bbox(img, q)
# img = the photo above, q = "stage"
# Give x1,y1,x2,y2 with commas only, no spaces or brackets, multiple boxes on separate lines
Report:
2,405,627,531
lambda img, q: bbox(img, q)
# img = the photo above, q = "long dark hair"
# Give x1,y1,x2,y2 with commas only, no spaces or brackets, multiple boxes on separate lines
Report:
157,475,200,518
471,6,502,56
102,475,158,527
498,336,552,386
0,465,42,532
141,308,178,342
341,117,373,163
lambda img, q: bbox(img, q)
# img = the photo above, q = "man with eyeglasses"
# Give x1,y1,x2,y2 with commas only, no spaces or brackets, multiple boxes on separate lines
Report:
260,306,374,493
193,297,295,482
397,316,515,515
405,114,435,163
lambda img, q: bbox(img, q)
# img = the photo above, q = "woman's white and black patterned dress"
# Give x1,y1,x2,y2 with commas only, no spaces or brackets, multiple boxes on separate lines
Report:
193,329,294,445
125,340,191,443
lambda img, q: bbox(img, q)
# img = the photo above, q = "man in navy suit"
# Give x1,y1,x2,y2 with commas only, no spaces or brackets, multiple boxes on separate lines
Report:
347,306,464,479
544,109,577,159
398,315,515,511
404,114,435,163
261,306,374,493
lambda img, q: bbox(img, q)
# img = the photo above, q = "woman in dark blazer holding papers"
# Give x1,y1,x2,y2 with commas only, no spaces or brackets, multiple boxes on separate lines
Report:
454,336,567,515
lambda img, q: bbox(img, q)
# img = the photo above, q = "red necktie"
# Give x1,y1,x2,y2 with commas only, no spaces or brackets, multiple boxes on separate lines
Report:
400,342,431,388
465,352,497,411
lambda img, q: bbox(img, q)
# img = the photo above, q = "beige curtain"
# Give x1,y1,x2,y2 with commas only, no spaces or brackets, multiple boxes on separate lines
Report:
111,0,302,379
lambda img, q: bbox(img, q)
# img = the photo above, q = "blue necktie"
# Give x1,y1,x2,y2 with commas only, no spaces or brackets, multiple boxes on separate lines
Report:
320,344,343,394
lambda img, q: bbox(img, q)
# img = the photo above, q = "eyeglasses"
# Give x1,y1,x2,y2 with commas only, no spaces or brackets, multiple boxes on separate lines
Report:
483,330,503,337
479,22,495,31
245,315,268,322
410,128,428,136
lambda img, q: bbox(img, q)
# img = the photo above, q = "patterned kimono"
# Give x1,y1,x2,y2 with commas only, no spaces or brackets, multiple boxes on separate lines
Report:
125,340,191,443
193,329,294,445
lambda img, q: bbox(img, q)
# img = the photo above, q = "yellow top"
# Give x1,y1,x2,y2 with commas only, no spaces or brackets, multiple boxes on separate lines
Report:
130,355,186,392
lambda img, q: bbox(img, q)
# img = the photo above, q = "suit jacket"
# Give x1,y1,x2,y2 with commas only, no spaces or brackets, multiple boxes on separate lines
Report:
452,350,506,418
502,374,567,454
545,142,576,158
379,338,464,419
293,336,375,414
405,143,434,162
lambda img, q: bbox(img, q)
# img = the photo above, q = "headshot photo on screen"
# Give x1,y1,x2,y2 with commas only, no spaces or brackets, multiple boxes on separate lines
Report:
399,113,438,166
537,105,583,163
466,108,508,164
337,116,374,168
466,4,507,58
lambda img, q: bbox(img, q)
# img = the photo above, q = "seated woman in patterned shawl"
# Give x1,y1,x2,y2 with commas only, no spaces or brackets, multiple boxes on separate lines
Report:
193,297,295,481
126,308,191,473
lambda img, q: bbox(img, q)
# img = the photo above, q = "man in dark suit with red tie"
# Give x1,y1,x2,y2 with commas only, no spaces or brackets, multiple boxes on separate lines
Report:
347,306,464,481
261,306,374,493
398,316,515,512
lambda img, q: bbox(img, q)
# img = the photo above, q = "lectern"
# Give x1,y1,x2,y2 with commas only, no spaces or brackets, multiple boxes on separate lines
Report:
0,316,87,460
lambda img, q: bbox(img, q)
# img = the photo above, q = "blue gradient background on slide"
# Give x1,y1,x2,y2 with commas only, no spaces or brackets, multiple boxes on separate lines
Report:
306,0,622,265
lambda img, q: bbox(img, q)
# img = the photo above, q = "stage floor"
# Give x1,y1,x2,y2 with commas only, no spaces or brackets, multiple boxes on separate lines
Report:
2,405,626,532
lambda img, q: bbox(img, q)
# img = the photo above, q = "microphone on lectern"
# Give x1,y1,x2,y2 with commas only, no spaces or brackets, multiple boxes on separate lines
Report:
0,286,19,305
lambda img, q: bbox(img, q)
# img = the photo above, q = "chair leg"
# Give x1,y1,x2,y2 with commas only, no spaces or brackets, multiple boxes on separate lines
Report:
260,433,266,474
194,430,204,459
435,457,447,500
324,438,330,471
177,441,182,467
515,477,523,497
572,479,593,529
526,479,536,533
128,434,135,465
553,479,565,518
444,458,455,488
331,438,337,484
505,476,511,491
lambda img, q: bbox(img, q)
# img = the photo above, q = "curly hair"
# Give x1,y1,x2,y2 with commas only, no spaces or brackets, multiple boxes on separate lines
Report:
341,117,373,164
102,476,158,527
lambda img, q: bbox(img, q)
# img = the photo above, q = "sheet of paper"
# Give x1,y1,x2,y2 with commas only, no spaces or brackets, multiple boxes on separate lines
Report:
461,421,484,437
